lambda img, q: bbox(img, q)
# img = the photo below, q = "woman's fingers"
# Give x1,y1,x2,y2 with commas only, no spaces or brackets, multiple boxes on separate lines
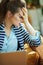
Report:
22,8,28,20
22,8,27,13
22,8,26,15
19,11,24,18
22,8,28,17
18,9,24,21
22,7,27,12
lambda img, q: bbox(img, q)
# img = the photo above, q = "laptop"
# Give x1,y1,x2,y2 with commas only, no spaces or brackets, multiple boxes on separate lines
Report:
0,51,27,65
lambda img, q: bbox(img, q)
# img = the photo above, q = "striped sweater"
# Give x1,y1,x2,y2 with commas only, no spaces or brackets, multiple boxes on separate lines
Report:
0,23,41,52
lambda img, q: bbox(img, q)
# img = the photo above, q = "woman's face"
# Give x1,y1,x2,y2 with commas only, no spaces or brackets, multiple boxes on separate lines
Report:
10,9,24,26
11,0,26,25
8,0,26,26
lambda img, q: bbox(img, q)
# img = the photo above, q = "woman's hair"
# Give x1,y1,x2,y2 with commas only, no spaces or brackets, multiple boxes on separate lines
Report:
0,0,26,24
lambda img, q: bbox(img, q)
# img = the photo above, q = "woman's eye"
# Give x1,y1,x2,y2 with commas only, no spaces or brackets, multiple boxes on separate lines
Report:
20,16,23,19
20,16,22,18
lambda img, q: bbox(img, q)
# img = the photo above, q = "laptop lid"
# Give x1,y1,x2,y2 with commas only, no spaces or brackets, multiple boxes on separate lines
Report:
0,51,27,65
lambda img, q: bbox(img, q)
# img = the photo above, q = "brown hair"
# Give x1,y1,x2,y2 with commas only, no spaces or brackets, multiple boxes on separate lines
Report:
0,0,26,24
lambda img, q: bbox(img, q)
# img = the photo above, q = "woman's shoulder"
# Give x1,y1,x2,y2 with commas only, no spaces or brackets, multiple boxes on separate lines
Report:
0,23,4,30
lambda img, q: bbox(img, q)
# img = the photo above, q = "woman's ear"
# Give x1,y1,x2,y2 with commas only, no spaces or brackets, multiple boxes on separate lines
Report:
7,11,13,18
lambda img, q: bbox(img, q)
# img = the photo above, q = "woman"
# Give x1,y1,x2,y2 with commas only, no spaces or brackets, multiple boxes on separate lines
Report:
0,0,41,53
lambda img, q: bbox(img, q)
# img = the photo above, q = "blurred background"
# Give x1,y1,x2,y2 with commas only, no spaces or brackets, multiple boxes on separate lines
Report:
25,0,43,36
0,0,43,36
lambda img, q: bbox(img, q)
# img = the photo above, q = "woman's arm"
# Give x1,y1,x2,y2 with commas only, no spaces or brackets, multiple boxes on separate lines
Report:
21,25,41,46
21,8,38,36
24,19,36,36
20,7,41,46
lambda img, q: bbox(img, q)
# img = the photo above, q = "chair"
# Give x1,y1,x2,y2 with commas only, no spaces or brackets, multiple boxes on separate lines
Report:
23,23,43,65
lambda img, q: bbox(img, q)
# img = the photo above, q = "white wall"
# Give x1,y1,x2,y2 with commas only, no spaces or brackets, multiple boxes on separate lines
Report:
39,0,43,6
28,8,42,31
0,0,2,3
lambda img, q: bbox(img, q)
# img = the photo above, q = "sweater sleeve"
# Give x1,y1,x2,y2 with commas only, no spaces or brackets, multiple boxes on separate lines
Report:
22,26,41,46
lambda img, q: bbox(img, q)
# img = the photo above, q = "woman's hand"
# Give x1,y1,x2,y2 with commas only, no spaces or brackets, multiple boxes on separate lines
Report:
19,7,38,36
19,8,36,36
19,7,28,22
21,7,28,22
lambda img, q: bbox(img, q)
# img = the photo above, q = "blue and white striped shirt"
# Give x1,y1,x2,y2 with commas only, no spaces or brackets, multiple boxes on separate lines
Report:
0,23,41,52
1,28,18,53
